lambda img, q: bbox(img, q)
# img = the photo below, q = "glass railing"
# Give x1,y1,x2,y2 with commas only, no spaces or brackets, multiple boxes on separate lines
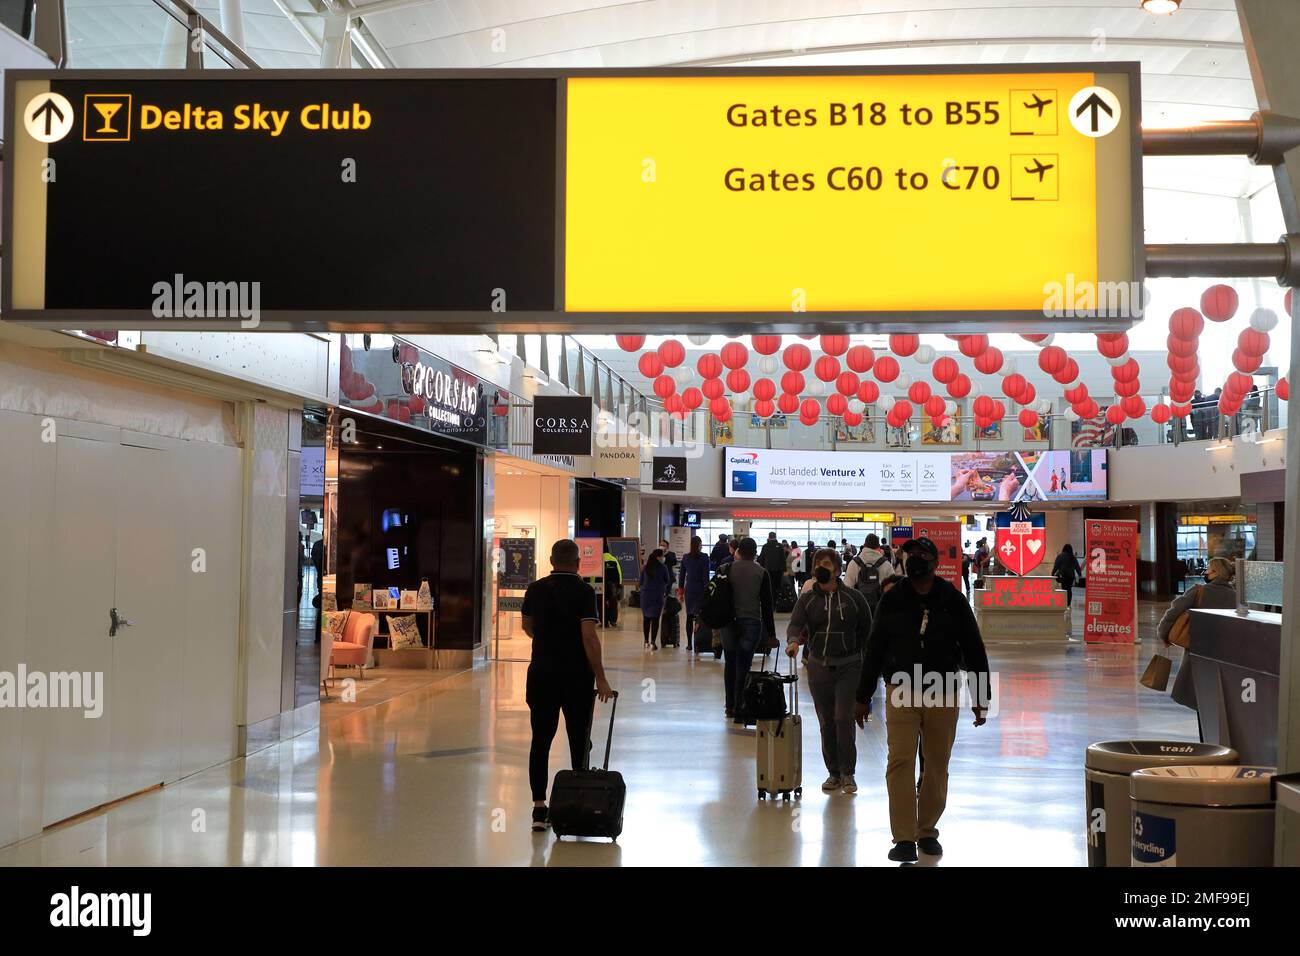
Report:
1240,559,1284,609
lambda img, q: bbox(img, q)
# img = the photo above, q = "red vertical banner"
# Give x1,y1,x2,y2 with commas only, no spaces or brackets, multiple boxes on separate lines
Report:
1083,519,1138,643
915,520,963,593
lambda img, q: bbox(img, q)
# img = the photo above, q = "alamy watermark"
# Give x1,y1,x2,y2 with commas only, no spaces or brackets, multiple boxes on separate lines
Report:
152,273,261,329
885,665,1000,717
1042,274,1149,319
0,665,103,718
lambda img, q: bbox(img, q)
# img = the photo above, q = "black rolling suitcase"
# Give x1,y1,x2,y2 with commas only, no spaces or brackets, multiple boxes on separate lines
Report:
661,594,682,647
775,577,797,613
549,691,625,841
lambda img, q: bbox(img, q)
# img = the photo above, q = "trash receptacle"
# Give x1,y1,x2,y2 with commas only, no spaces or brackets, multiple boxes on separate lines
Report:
1085,740,1237,867
1131,765,1276,866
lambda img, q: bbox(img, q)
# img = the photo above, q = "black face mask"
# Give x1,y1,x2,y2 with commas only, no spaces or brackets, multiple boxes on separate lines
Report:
905,556,932,579
814,566,833,584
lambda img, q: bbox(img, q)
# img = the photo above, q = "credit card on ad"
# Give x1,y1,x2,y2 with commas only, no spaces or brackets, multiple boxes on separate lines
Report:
731,470,757,493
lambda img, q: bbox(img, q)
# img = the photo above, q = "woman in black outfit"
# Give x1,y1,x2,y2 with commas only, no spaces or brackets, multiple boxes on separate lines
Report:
1051,544,1082,606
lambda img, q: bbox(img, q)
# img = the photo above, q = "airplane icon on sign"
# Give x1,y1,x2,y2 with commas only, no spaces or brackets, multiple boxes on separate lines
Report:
1024,93,1053,117
1024,158,1055,182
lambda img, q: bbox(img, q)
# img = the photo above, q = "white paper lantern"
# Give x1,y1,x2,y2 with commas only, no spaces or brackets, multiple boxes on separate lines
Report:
945,400,958,416
1002,357,1018,376
1065,407,1081,421
968,381,983,398
895,373,912,391
758,356,779,375
673,366,693,388
1037,334,1055,347
1105,352,1130,367
1249,308,1279,333
1065,379,1082,393
1035,399,1053,415
806,380,824,397
687,334,712,346
914,344,936,365
847,398,865,415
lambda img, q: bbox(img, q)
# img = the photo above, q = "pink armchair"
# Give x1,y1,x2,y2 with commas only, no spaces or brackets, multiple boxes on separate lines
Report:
331,612,377,680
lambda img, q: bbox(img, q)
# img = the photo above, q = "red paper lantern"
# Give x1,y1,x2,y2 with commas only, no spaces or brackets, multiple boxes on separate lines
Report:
696,353,723,379
616,335,645,352
1167,334,1198,358
814,355,841,382
889,334,919,357
1002,373,1027,400
726,368,750,393
1237,328,1270,357
781,370,806,394
1111,358,1140,384
1171,403,1191,418
891,400,914,421
974,347,1004,375
799,398,821,425
908,381,932,404
846,345,875,373
1150,404,1172,425
408,395,425,414
1169,307,1204,340
820,335,850,357
783,343,812,371
714,405,733,423
709,396,731,418
973,395,995,418
1277,377,1289,401
975,415,992,430
1169,379,1194,404
777,392,800,414
1121,395,1146,419
958,335,989,358
753,378,776,401
990,400,1006,420
1171,363,1200,384
826,393,848,416
1018,409,1038,428
1167,352,1198,375
664,393,684,415
873,356,900,383
657,339,685,368
1019,383,1037,406
753,399,775,419
1020,333,1051,344
924,395,946,418
836,371,861,396
1201,284,1238,322
752,334,781,355
1055,357,1081,385
857,380,880,404
1037,346,1068,376
1096,334,1129,359
1232,349,1263,374
1218,394,1239,416
1064,383,1089,404
720,342,749,370
681,387,703,410
638,352,664,378
843,410,863,427
1105,404,1126,425
653,375,676,399
1114,378,1141,398
1225,372,1254,396
702,378,725,400
932,356,959,384
947,374,972,399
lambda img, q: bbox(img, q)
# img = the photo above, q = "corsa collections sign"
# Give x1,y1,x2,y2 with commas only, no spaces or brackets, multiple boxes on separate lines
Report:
978,576,1066,610
1084,519,1138,643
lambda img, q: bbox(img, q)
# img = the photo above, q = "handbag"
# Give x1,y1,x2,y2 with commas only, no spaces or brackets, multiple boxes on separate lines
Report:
1168,585,1203,649
1140,645,1174,691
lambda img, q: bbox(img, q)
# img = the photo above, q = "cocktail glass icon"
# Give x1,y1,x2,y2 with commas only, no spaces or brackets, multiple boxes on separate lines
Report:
92,101,123,135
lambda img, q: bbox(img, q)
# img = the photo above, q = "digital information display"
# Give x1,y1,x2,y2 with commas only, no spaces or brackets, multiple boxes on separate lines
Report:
3,66,1139,331
722,447,1107,503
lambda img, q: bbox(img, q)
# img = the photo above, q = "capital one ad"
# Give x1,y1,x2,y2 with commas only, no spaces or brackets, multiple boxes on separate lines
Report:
723,447,1106,503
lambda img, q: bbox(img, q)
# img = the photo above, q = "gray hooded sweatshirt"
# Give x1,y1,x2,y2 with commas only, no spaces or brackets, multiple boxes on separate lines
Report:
786,580,872,667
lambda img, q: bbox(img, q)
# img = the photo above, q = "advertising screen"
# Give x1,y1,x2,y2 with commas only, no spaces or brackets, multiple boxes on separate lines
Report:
722,447,1106,503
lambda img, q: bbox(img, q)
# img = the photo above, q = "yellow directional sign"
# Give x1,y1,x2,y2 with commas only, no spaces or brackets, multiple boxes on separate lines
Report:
566,68,1138,319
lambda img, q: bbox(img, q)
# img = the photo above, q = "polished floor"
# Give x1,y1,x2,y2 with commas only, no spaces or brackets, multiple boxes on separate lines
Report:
0,599,1196,866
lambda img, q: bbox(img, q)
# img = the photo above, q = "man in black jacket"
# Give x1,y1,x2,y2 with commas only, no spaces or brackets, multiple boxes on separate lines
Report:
854,537,990,862
758,532,787,585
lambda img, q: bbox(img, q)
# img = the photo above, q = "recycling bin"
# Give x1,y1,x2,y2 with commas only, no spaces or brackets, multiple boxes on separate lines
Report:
1084,740,1236,867
1131,765,1276,866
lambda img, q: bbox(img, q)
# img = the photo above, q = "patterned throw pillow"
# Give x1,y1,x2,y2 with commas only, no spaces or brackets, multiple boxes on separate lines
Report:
323,610,350,636
388,614,423,650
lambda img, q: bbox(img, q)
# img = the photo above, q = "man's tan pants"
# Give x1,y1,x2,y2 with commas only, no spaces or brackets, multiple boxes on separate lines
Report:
884,688,960,843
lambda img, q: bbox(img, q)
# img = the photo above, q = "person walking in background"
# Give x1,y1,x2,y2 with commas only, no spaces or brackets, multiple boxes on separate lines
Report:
855,537,990,862
521,539,614,832
639,549,672,650
759,532,787,587
602,543,623,627
709,532,731,570
679,536,711,652
660,538,678,574
845,533,895,614
722,537,777,722
787,548,872,795
1051,543,1082,616
1158,556,1237,737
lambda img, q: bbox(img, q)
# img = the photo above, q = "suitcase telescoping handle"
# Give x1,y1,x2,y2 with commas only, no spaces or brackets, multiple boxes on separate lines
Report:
787,651,798,716
587,689,620,771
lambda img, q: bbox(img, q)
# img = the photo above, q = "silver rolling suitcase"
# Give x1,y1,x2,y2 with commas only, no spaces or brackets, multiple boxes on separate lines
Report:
756,655,802,802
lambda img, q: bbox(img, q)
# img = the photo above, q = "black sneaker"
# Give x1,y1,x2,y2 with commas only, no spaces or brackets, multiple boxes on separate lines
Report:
918,837,943,856
531,806,549,831
888,841,918,863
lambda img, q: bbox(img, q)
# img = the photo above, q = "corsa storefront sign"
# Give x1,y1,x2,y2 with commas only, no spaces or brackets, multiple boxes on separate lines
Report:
978,577,1066,610
1083,518,1138,643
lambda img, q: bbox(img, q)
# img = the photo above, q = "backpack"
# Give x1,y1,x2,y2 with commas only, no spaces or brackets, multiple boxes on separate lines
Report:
852,553,889,609
699,566,736,630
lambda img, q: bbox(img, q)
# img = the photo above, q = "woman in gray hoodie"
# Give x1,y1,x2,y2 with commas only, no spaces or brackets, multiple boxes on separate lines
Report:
785,548,872,795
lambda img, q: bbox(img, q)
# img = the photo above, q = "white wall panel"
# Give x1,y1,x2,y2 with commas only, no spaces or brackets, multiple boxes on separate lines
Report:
139,331,332,402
